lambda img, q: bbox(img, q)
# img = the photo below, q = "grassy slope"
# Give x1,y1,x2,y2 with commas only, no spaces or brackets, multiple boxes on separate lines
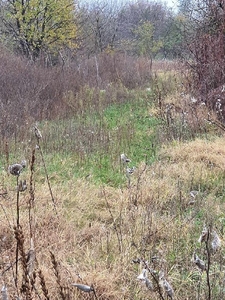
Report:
1,71,225,299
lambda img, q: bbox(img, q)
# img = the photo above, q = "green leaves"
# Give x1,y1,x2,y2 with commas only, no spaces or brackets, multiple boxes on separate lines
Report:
133,21,163,58
4,0,77,59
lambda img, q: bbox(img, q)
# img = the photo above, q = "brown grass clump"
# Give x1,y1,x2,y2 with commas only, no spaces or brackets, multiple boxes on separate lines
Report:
160,137,225,169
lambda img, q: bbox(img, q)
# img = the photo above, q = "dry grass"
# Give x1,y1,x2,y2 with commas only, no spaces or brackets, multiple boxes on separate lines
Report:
1,136,225,299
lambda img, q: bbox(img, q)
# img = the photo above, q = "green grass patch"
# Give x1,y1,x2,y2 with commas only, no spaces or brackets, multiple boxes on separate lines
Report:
33,93,161,187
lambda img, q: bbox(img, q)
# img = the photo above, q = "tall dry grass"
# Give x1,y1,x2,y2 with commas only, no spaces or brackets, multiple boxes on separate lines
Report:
1,134,225,299
0,48,153,141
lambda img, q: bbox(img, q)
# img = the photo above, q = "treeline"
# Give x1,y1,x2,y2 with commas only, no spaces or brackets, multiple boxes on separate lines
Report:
0,0,185,64
0,0,224,71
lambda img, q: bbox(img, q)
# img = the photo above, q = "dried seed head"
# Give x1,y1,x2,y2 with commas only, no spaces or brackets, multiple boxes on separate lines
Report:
137,268,154,291
8,162,26,176
188,200,195,205
27,238,35,277
126,166,136,175
18,180,27,192
121,153,131,163
132,258,141,264
198,226,208,243
211,231,221,252
145,277,154,291
162,279,174,299
190,190,198,198
137,269,148,280
158,270,165,281
1,285,8,300
21,160,27,168
71,283,94,293
193,253,206,271
34,126,42,140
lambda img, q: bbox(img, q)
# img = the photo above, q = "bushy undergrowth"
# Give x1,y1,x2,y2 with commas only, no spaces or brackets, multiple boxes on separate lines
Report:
0,48,153,139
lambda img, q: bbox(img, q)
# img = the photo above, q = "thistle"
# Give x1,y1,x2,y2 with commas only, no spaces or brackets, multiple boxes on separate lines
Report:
159,271,174,299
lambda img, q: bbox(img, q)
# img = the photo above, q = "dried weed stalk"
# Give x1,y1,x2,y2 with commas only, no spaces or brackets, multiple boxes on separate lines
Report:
14,226,33,299
34,127,58,216
38,269,50,300
50,251,67,300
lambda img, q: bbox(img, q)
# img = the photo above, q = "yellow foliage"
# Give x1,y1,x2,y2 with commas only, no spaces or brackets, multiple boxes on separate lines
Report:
10,0,77,56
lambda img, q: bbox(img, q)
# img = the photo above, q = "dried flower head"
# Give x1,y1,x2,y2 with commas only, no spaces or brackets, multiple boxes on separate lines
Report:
162,278,174,299
211,230,221,252
126,166,136,175
137,268,154,291
137,268,148,280
27,238,36,277
1,285,8,300
190,190,198,198
193,253,206,271
34,126,42,140
198,226,208,243
159,272,174,299
121,153,131,163
18,180,27,192
145,277,154,291
158,270,165,281
132,258,141,264
8,160,26,176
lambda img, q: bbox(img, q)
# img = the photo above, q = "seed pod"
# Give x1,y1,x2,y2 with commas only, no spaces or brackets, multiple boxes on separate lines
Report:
162,279,174,299
211,231,221,252
198,226,208,243
8,161,26,176
193,253,205,271
34,126,42,140
71,283,94,293
120,153,131,163
1,285,8,300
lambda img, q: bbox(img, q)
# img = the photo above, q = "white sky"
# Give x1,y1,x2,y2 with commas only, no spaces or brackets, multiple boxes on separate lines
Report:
165,0,179,10
80,0,179,12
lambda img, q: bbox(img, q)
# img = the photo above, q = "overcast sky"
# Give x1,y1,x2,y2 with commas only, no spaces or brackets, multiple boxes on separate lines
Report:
165,0,179,10
79,0,179,12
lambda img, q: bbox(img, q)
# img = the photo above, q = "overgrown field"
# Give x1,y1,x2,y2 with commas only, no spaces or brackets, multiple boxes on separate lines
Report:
1,60,225,300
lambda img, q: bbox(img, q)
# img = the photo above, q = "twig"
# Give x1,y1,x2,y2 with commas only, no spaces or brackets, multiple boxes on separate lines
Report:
15,175,20,288
205,227,211,300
